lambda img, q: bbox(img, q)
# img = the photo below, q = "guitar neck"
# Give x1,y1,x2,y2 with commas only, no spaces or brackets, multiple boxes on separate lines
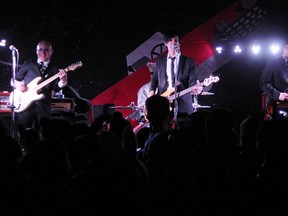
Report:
35,73,60,91
177,86,197,98
34,66,70,91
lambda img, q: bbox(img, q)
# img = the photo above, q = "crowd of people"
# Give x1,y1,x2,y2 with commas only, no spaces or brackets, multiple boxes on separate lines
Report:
1,96,288,215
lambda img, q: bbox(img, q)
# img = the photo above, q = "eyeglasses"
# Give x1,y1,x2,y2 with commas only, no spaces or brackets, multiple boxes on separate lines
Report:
37,48,51,52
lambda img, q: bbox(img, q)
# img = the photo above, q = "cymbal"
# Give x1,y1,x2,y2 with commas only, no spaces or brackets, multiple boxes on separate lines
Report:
201,91,214,96
111,105,142,110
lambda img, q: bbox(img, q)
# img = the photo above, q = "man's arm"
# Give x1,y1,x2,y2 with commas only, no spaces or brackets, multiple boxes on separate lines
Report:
57,69,68,88
260,59,282,101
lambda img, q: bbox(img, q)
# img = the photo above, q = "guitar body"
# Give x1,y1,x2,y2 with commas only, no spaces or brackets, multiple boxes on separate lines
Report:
10,77,45,113
161,87,175,97
9,61,83,113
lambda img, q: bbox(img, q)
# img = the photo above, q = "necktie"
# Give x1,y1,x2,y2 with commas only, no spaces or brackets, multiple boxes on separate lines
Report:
171,57,175,87
39,62,46,75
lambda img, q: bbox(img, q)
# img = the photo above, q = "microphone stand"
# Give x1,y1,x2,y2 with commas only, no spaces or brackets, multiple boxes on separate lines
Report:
10,48,19,139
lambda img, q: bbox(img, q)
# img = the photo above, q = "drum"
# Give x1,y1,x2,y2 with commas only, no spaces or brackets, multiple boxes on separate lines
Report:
129,118,139,128
125,108,146,128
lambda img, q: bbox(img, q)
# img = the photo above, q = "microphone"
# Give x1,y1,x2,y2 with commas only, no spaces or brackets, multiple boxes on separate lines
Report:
173,44,180,55
9,45,18,51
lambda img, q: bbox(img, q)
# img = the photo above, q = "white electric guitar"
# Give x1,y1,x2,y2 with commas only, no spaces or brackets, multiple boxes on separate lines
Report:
10,61,83,113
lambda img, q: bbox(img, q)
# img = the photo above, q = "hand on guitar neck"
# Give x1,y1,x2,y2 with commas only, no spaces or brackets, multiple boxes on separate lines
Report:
191,80,203,96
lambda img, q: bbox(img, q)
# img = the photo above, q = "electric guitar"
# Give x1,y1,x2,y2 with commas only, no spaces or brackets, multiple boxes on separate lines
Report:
161,75,220,101
10,61,83,113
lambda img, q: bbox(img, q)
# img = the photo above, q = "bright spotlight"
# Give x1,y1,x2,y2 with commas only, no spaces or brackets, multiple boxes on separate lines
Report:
215,46,223,54
270,44,280,55
234,45,242,53
251,44,260,54
0,39,6,47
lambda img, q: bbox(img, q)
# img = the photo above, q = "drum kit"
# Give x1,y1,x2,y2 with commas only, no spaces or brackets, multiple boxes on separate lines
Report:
110,102,148,133
192,91,214,111
110,91,214,133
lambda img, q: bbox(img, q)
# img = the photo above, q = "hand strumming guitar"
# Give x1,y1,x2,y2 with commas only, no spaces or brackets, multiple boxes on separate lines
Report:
279,92,288,101
15,80,27,92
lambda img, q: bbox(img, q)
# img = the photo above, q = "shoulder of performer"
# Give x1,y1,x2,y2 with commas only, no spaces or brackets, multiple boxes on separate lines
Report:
22,58,37,66
46,60,60,70
15,59,36,80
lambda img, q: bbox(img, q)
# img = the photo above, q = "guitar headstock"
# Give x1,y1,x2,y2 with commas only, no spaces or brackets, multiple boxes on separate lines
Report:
66,61,83,71
202,75,220,86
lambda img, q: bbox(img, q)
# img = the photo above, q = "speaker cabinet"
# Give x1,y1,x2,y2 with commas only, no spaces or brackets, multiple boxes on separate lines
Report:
91,104,115,120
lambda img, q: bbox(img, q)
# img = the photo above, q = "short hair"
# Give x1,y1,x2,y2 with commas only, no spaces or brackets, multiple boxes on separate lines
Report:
145,95,170,123
163,29,180,44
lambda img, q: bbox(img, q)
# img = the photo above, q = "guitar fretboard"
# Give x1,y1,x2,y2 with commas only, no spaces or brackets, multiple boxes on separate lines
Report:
167,86,194,101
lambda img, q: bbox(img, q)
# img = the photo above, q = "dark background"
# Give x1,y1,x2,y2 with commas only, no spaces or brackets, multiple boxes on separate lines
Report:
1,0,288,123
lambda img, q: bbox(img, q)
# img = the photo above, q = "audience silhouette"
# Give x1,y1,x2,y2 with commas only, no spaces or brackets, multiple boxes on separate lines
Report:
0,105,287,215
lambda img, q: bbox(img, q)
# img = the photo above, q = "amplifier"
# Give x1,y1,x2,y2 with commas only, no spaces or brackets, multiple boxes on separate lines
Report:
51,98,75,112
0,92,11,113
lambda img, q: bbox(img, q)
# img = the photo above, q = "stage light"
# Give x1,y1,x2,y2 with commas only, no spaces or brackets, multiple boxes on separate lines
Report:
215,46,223,54
270,44,280,55
213,37,288,57
233,44,242,53
251,44,260,55
214,38,229,54
0,39,6,47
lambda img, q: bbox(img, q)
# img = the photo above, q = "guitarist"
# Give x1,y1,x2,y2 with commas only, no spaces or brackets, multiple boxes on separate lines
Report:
13,39,68,130
148,29,203,128
260,41,288,119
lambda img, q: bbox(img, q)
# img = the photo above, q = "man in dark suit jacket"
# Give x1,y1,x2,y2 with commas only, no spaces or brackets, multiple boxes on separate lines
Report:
260,41,288,118
149,30,203,127
12,39,68,130
260,41,288,101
